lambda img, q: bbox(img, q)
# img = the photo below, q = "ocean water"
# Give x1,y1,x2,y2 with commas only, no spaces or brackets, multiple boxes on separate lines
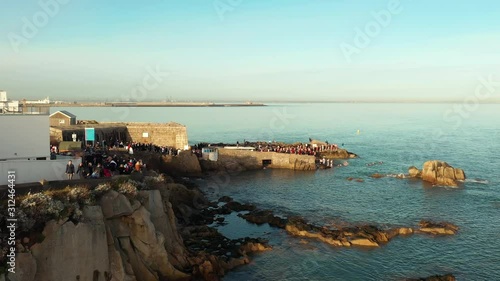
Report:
54,103,500,280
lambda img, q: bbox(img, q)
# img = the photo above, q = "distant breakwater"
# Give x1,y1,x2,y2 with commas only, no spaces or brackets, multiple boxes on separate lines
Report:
31,102,266,107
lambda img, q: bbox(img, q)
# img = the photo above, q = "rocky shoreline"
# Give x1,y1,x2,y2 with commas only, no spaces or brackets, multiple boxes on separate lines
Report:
0,157,466,280
0,173,270,281
214,197,458,249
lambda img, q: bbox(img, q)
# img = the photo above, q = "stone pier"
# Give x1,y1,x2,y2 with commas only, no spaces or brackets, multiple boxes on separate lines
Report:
202,148,316,171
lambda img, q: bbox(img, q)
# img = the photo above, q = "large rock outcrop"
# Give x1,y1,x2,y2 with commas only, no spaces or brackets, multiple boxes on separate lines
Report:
139,190,190,270
10,196,186,281
18,206,110,281
6,179,269,281
318,149,358,159
160,151,203,176
409,160,465,186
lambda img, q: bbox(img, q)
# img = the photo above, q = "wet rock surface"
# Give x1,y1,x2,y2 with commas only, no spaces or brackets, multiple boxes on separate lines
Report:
410,160,466,186
239,209,287,228
347,177,365,182
319,149,358,159
417,220,459,235
371,173,385,178
217,199,458,249
183,225,270,259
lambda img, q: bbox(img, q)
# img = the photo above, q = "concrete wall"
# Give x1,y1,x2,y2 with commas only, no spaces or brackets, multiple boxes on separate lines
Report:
125,123,188,149
0,115,49,160
0,157,82,184
217,148,316,171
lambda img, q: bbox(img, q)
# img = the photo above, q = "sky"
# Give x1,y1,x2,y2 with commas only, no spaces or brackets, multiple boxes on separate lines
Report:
1,0,499,102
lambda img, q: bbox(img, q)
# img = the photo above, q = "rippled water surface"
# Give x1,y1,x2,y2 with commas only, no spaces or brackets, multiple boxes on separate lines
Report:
56,103,500,280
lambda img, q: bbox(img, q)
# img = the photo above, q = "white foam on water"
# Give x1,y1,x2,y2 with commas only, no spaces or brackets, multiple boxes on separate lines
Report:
464,179,489,185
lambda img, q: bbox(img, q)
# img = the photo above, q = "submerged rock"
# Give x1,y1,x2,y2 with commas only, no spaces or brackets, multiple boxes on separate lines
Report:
237,207,457,250
284,218,410,248
346,177,364,182
183,225,271,280
239,210,287,228
371,173,385,179
224,201,256,212
406,273,456,281
218,196,233,203
418,220,458,235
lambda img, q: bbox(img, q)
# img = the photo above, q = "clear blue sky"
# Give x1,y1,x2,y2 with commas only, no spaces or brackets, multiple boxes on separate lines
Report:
1,0,499,101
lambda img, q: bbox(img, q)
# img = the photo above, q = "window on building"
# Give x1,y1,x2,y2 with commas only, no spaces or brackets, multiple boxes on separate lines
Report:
59,120,65,124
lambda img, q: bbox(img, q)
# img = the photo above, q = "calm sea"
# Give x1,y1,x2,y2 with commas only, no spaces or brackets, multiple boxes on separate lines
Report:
53,103,500,280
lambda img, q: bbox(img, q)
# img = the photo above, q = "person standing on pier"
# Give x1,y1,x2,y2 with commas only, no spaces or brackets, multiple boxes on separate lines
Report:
65,160,75,180
76,162,85,179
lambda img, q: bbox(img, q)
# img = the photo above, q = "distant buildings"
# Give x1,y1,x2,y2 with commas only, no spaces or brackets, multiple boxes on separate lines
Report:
0,90,20,113
26,96,51,104
0,91,54,114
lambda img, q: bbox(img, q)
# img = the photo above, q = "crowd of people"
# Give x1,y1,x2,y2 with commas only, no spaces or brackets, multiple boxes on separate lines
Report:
252,143,339,155
58,140,186,180
126,142,180,156
191,141,341,157
60,138,346,180
78,150,146,179
63,147,147,180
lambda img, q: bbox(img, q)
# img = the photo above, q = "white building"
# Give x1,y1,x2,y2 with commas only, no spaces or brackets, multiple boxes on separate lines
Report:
201,147,219,161
0,91,19,113
26,97,50,104
0,112,81,184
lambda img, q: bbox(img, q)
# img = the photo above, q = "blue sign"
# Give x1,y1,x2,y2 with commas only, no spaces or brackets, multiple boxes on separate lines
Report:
85,128,95,141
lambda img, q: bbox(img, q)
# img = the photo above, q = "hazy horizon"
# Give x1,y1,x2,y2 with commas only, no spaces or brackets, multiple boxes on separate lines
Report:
1,0,499,101
7,96,500,104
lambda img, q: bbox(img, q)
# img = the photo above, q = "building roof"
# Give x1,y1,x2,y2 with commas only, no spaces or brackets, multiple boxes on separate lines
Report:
50,110,77,119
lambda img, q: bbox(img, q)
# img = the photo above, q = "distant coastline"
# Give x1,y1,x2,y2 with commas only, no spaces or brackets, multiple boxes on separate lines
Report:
34,101,266,107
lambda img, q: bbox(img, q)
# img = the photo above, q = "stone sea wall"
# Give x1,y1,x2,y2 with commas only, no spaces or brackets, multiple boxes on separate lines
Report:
50,122,188,149
203,149,316,172
124,123,188,149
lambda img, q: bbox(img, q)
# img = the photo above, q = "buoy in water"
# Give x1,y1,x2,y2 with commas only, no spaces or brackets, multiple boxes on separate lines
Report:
357,129,360,135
